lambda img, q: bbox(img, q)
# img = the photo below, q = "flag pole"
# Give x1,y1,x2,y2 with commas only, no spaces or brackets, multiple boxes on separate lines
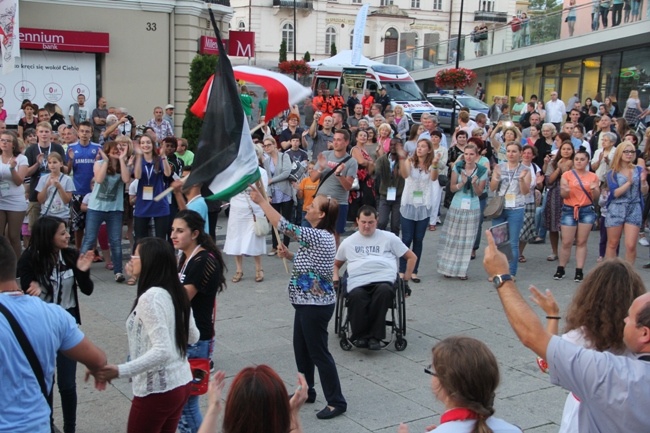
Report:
255,179,290,274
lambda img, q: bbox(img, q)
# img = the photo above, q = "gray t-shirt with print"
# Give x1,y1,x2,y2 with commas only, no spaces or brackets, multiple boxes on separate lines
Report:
313,151,358,204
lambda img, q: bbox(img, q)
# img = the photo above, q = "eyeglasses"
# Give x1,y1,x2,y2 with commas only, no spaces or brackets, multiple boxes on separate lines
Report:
622,150,636,154
424,364,437,376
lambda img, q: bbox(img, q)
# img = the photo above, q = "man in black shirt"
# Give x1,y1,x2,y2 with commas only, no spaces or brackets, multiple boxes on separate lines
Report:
346,90,360,119
376,88,391,114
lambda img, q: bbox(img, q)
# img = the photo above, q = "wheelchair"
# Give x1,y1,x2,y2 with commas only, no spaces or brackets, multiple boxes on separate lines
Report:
334,274,409,352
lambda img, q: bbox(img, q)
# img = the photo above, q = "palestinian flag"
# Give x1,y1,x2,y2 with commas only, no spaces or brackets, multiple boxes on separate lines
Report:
186,10,260,201
191,67,311,121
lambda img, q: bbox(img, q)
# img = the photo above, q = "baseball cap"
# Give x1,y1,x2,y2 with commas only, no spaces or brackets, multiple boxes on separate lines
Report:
352,90,358,94
165,104,174,110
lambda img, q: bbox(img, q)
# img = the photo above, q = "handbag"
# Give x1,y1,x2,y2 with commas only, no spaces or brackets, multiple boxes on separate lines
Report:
188,358,210,396
245,195,271,236
437,174,448,187
484,178,504,219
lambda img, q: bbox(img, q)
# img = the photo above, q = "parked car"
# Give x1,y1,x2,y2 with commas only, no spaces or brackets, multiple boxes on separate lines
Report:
425,92,490,130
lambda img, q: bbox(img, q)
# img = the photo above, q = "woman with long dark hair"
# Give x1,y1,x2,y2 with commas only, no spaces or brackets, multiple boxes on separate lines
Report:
249,189,347,420
348,129,376,221
172,210,227,433
543,141,575,261
398,336,521,433
18,216,95,433
91,237,199,433
80,141,130,283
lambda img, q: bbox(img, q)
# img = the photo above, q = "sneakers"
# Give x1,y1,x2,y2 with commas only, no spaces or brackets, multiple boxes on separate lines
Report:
639,237,649,246
574,269,584,282
115,273,126,283
267,249,277,256
553,267,565,280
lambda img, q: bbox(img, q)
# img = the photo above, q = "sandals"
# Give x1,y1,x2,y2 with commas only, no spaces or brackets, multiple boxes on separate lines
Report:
232,272,244,283
546,254,558,261
106,263,114,270
255,270,264,282
126,275,137,286
518,255,527,263
428,225,436,231
459,276,468,280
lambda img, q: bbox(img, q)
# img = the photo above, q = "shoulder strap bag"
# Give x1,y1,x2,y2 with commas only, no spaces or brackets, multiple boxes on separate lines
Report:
314,155,352,195
0,303,50,405
43,174,65,216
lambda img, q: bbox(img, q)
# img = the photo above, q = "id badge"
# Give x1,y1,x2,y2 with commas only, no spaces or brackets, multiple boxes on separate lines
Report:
0,181,9,197
413,191,424,205
460,198,471,210
505,193,516,207
143,186,154,201
387,187,397,201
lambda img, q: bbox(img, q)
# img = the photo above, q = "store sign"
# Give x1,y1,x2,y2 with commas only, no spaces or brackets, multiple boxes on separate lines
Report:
228,32,255,57
19,28,110,53
199,35,222,55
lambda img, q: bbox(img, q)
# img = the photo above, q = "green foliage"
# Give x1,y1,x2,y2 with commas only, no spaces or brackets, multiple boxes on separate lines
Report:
528,0,562,44
330,43,337,57
303,51,311,62
182,54,218,151
279,40,288,63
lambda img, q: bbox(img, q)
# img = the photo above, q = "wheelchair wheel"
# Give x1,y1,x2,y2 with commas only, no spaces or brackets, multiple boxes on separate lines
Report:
394,335,408,351
334,284,344,335
396,279,407,337
340,338,353,351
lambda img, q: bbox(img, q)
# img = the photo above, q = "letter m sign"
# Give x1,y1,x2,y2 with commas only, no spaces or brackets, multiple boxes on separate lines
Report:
228,31,255,57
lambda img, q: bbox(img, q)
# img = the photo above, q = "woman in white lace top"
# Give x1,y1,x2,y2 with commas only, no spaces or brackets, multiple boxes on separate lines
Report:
91,237,199,433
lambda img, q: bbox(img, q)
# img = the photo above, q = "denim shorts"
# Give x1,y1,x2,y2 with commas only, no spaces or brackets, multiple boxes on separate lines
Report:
561,205,597,226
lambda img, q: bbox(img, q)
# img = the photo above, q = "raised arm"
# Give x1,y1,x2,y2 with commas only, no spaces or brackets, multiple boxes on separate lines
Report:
483,231,551,358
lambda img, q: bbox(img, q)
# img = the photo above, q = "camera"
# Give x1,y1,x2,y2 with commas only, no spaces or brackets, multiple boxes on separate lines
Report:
126,115,134,122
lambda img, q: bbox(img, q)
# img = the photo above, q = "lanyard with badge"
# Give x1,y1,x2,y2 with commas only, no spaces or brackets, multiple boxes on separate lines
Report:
142,162,155,201
178,245,201,284
460,166,478,210
38,144,51,171
412,168,427,205
504,164,520,208
386,156,398,202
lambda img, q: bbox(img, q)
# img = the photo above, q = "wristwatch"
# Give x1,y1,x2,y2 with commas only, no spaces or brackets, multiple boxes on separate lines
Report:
492,274,513,289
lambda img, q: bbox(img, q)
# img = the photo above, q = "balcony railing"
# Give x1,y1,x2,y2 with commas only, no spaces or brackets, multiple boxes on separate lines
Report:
371,3,648,72
204,0,231,7
272,0,314,9
474,10,507,23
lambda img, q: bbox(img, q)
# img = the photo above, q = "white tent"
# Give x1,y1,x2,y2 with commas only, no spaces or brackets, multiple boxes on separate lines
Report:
307,50,383,68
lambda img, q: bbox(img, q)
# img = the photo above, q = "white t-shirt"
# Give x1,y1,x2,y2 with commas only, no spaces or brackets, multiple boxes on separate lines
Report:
0,154,28,211
36,173,75,219
335,229,408,292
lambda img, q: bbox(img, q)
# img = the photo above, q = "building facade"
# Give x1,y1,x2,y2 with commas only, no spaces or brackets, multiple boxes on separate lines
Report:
5,0,232,134
230,0,518,66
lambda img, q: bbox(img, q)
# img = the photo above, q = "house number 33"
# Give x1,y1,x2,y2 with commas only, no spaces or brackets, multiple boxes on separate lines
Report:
146,22,157,31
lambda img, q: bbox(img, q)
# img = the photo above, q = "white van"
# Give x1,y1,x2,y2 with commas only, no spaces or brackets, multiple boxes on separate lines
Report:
312,64,436,124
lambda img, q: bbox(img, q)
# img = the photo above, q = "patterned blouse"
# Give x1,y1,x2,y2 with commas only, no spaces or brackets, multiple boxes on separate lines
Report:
278,217,337,306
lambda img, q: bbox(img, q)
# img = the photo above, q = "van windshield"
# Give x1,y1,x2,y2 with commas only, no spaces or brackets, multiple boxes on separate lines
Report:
382,81,426,102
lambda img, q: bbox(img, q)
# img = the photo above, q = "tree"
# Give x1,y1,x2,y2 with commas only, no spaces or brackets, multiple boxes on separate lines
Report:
303,51,311,62
527,0,562,44
279,40,288,63
330,42,337,57
182,54,218,151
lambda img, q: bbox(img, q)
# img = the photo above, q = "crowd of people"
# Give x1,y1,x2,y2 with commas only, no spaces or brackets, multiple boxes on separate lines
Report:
1,82,650,433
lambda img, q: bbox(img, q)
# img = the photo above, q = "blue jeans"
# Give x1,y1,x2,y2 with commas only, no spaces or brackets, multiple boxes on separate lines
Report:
536,190,548,240
178,339,211,433
81,210,124,274
400,216,429,274
492,208,525,276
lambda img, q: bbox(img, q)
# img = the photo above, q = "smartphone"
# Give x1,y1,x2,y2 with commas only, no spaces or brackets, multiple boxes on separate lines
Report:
489,221,513,261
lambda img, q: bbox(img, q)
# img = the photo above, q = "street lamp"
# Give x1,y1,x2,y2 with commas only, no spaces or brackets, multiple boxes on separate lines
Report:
293,0,297,80
450,0,464,132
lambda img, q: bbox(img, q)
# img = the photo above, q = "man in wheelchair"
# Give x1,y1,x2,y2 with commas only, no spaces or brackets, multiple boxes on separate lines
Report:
334,205,416,350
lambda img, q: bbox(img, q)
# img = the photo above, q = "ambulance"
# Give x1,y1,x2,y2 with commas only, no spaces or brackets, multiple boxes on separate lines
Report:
311,64,437,124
